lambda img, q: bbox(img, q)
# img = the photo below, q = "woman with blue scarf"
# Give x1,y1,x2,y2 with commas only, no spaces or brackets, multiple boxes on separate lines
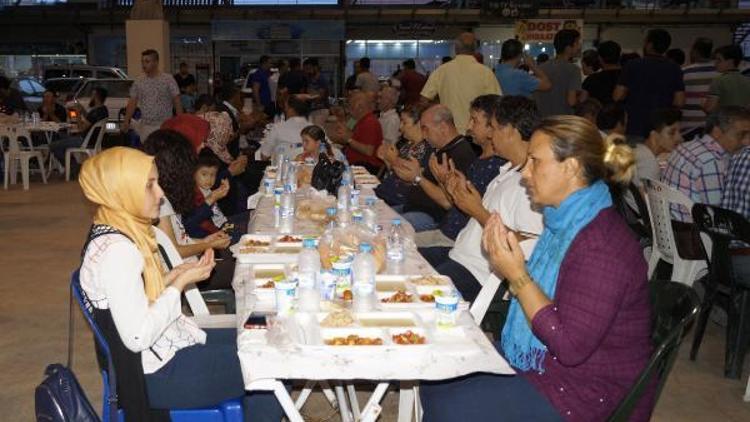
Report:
420,116,654,421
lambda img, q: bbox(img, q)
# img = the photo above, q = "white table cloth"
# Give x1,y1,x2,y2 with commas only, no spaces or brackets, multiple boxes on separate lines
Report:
234,167,514,421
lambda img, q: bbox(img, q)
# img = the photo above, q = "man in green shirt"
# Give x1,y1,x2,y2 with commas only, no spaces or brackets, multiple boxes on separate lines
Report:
704,44,750,113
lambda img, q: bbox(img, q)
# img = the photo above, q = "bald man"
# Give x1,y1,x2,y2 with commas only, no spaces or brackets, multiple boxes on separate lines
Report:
378,85,401,145
420,32,501,134
392,104,477,231
330,91,384,173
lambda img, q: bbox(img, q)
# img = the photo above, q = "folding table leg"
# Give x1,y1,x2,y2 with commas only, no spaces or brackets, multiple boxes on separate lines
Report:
294,381,314,409
397,381,415,422
346,383,361,419
414,386,423,422
360,382,389,422
272,380,304,422
319,381,338,407
334,384,354,422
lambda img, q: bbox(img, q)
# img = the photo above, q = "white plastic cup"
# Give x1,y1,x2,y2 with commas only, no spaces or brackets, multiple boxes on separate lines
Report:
435,291,460,328
275,280,297,315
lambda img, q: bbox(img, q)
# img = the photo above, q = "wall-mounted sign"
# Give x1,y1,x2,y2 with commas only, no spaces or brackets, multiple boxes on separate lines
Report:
482,0,538,19
212,20,345,41
515,19,583,43
392,21,437,38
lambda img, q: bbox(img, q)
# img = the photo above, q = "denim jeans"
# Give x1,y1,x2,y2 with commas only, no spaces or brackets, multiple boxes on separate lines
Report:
50,136,84,164
733,255,750,287
420,342,562,422
400,211,438,232
145,329,284,422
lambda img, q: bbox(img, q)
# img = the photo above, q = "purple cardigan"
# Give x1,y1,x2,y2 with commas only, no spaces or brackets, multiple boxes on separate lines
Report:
522,208,654,422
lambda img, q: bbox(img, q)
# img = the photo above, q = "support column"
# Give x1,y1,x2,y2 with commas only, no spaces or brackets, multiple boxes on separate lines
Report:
126,19,171,78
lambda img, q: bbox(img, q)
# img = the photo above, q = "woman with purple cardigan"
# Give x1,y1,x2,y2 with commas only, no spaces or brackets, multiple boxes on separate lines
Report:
420,116,654,421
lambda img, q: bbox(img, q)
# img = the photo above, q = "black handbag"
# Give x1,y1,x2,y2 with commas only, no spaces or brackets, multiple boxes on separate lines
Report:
34,281,100,422
310,153,345,195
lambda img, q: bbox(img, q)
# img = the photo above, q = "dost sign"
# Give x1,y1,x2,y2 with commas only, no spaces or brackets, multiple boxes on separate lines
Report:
515,19,584,43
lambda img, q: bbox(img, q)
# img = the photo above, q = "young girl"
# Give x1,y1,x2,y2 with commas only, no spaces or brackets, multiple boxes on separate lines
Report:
295,125,344,162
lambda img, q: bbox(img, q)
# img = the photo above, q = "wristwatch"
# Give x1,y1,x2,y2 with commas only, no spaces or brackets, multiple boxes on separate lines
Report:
412,175,422,186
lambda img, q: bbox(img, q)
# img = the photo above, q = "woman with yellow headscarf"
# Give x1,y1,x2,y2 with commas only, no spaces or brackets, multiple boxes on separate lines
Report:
78,147,283,421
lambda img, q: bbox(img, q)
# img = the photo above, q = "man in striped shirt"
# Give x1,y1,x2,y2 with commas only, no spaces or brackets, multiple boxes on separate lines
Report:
681,38,719,142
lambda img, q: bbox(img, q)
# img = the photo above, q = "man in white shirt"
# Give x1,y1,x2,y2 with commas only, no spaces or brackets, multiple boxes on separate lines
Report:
420,32,501,134
378,85,400,145
259,95,312,160
419,96,543,302
122,49,183,141
632,108,683,188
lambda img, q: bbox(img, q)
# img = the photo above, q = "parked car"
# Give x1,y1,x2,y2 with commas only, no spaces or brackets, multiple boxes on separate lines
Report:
11,77,46,111
43,65,128,81
44,77,85,103
65,79,133,129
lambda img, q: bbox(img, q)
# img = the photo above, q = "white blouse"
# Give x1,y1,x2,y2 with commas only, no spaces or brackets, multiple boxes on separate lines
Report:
449,163,544,286
80,232,206,374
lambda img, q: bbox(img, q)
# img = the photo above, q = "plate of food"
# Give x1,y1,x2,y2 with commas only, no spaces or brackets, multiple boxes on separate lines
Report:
374,275,408,292
408,275,453,296
378,290,416,304
319,328,386,347
232,235,304,264
389,328,429,346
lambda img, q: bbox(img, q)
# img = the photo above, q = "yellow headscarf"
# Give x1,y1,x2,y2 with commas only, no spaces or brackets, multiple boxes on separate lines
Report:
79,147,165,301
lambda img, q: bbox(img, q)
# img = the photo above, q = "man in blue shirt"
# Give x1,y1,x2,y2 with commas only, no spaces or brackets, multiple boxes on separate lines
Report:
250,55,273,113
494,39,551,98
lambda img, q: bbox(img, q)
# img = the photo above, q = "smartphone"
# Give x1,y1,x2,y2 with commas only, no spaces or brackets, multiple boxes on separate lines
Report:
244,313,268,329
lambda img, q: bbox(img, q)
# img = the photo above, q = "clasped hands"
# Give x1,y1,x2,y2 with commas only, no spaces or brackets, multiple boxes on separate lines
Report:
482,213,531,295
166,249,217,291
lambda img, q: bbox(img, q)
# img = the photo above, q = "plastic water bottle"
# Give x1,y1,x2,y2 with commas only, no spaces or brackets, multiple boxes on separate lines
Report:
362,196,377,231
349,189,360,211
279,184,295,234
297,238,321,312
325,207,337,231
337,180,350,212
386,219,405,267
285,162,297,193
352,242,376,312
341,165,353,186
273,187,284,228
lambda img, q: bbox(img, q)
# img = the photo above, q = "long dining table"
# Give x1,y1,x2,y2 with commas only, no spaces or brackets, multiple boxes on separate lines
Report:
232,165,514,422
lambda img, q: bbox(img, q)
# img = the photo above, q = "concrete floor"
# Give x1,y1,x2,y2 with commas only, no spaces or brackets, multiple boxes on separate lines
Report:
1,177,750,421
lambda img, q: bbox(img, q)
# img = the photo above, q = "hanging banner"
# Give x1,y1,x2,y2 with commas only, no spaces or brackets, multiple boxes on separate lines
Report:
514,19,583,43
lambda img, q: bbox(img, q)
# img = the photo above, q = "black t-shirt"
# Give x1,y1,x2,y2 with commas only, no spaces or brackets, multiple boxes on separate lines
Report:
404,135,477,221
173,73,196,91
84,105,109,138
37,103,67,122
278,70,307,95
582,69,621,105
0,88,28,113
618,55,684,137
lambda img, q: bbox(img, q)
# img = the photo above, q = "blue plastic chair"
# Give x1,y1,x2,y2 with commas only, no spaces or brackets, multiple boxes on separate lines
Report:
70,269,243,422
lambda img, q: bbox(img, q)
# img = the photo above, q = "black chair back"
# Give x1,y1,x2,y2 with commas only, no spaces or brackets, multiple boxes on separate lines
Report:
692,203,750,288
607,280,700,422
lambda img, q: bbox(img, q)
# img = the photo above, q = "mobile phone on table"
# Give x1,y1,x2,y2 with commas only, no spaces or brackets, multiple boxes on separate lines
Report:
244,313,268,329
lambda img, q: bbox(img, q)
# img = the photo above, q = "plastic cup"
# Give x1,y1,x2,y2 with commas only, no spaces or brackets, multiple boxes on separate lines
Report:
318,271,337,301
274,280,297,315
435,290,460,328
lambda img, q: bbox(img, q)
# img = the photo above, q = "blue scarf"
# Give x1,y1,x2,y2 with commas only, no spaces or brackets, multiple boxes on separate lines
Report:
501,180,612,372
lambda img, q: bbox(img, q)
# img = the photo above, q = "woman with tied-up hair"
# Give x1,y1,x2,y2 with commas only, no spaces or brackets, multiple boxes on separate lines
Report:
420,116,654,422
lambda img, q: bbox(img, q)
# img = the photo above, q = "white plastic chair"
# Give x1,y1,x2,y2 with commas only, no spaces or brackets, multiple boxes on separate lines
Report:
2,127,47,190
65,120,106,181
643,178,709,287
153,226,235,328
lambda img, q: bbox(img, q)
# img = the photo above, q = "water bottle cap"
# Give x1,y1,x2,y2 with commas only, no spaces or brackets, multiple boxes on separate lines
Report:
284,184,292,192
326,207,337,216
352,214,363,223
391,219,401,226
341,179,349,186
359,242,372,253
303,238,316,248
365,196,376,206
